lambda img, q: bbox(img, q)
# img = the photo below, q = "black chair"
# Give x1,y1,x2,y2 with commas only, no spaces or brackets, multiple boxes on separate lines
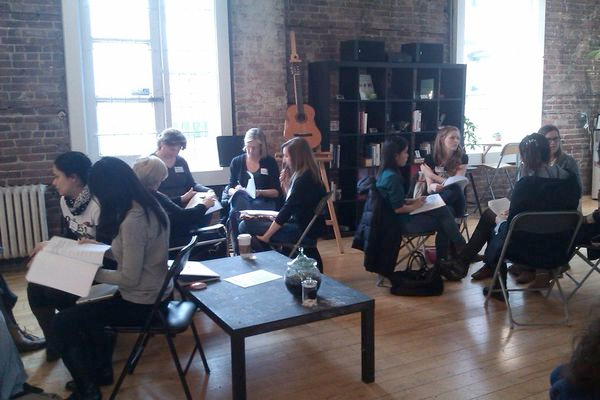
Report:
269,191,332,271
169,223,229,260
108,236,210,400
484,211,582,328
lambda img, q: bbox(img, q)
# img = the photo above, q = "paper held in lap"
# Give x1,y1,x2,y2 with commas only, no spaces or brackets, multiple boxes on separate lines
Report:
443,175,469,191
239,209,279,221
488,197,510,216
409,193,446,215
185,192,223,214
26,236,110,297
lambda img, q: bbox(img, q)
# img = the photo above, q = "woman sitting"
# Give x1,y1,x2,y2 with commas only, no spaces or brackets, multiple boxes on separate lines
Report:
153,128,214,205
28,151,104,362
133,155,215,248
225,128,281,253
464,126,581,287
479,133,580,300
420,125,469,217
50,157,170,400
239,138,325,269
368,137,467,279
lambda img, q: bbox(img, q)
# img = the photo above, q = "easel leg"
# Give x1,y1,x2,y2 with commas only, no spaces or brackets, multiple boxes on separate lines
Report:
318,161,344,254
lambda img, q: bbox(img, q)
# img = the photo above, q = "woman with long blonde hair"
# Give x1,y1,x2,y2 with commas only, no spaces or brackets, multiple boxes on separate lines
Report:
239,138,325,268
420,125,468,217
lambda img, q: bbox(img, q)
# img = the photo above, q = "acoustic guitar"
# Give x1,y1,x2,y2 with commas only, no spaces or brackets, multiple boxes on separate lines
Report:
283,31,322,149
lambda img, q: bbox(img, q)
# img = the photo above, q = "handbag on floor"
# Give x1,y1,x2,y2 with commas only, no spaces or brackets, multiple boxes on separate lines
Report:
389,251,444,296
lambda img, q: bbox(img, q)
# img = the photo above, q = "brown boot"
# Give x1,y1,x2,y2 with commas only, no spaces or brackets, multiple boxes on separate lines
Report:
471,264,493,280
527,271,552,290
10,326,46,353
515,269,536,284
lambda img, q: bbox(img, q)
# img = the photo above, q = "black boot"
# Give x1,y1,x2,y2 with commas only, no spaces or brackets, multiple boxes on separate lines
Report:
30,306,59,361
61,347,102,400
483,263,508,301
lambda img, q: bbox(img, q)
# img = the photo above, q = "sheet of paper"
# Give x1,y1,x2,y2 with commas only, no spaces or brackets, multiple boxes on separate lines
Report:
26,252,101,297
76,283,118,304
443,175,469,191
173,260,220,281
224,269,282,288
44,236,109,265
409,193,446,215
185,192,223,215
488,197,511,216
240,209,279,217
245,171,256,199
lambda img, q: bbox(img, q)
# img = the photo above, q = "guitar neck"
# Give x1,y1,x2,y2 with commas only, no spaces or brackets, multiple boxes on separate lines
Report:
292,70,305,115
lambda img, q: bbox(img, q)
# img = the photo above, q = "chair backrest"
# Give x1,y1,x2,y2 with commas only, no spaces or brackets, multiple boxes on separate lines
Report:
288,191,332,256
501,142,520,157
142,235,198,330
500,211,582,268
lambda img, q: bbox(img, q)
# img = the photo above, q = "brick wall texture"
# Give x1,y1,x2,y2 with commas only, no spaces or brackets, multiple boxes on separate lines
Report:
0,0,599,237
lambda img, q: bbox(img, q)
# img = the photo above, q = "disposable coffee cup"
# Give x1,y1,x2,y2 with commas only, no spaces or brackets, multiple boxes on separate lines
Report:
238,234,252,259
301,279,318,307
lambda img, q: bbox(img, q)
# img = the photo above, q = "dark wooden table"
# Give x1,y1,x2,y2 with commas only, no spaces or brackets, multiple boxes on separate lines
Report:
189,251,375,400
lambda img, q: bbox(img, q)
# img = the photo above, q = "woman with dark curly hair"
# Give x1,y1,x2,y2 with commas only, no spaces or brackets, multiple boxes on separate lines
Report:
550,318,600,399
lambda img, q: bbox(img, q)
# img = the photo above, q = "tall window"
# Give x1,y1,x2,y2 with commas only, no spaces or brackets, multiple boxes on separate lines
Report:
456,0,545,146
62,0,232,184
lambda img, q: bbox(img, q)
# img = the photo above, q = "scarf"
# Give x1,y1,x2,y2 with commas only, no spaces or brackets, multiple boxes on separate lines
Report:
65,185,92,216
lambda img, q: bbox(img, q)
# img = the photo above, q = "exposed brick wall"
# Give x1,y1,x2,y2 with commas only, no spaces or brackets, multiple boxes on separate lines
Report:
0,0,69,237
541,0,600,195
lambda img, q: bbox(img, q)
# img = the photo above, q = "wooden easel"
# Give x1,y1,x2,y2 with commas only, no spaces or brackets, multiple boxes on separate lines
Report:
275,151,344,254
314,151,344,254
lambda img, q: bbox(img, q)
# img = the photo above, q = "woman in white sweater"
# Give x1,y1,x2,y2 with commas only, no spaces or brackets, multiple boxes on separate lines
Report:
51,157,170,400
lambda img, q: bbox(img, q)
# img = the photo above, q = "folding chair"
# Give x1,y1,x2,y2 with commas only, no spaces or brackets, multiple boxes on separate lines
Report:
566,242,600,300
481,142,520,200
108,236,210,400
270,191,332,271
485,211,582,328
169,223,228,260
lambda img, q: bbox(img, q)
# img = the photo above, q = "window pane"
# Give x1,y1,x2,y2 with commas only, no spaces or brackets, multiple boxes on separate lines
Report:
163,0,221,172
96,103,156,156
92,42,154,98
88,0,150,40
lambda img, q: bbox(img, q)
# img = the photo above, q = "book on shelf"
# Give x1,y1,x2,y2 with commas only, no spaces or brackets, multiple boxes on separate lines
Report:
26,236,111,297
359,74,377,100
359,111,368,134
328,143,341,168
412,110,422,132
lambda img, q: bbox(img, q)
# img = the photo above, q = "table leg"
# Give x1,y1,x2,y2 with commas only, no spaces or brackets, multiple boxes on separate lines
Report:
467,171,483,216
361,303,375,383
231,335,246,400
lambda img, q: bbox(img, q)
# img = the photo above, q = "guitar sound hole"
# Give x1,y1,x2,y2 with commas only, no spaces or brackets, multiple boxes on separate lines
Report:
295,113,306,123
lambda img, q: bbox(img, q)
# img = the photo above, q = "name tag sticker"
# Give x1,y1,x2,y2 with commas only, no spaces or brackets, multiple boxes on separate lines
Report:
260,168,268,175
174,166,184,173
69,219,80,232
435,166,445,174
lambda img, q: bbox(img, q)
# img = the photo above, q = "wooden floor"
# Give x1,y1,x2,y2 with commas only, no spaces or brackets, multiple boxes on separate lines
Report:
7,197,600,399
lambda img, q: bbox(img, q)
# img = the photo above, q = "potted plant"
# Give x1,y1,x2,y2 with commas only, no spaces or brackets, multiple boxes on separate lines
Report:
464,117,479,150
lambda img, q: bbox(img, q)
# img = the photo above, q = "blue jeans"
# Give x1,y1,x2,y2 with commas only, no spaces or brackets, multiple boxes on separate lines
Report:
402,205,465,259
550,364,596,399
0,313,27,400
238,220,304,245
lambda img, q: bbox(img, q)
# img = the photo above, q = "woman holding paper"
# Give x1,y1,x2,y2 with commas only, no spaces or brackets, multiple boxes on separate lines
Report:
153,128,215,205
476,133,580,300
51,157,170,400
28,151,104,361
239,138,325,267
226,128,282,253
375,137,467,280
420,125,469,217
133,155,215,248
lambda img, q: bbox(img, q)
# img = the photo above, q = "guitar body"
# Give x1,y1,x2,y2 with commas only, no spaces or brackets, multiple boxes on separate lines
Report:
283,103,322,149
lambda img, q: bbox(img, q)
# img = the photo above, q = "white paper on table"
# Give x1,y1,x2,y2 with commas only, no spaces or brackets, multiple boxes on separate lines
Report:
245,171,256,199
185,192,223,215
224,269,282,288
488,197,511,216
409,193,446,215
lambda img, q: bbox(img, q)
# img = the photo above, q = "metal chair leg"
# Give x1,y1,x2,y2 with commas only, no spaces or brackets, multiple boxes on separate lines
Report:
165,334,193,400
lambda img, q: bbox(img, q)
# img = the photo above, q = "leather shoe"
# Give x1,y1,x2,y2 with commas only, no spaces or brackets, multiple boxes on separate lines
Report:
66,368,113,391
515,269,536,284
527,271,552,290
471,264,493,280
437,259,468,281
10,327,46,353
469,254,485,263
483,284,508,301
508,263,526,277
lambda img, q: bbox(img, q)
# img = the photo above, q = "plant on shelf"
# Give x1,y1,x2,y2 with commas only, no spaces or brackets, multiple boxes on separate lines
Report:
463,117,479,150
